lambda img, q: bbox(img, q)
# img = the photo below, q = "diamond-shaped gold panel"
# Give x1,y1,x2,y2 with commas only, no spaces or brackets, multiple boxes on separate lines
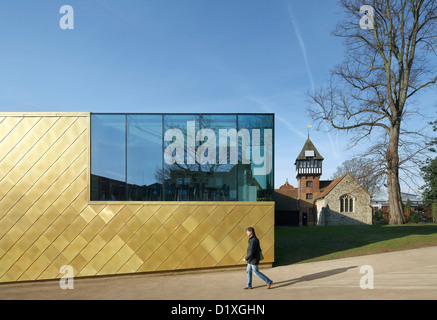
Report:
0,113,274,283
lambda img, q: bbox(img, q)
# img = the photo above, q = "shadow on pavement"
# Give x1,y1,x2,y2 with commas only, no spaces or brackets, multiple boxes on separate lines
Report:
261,266,358,290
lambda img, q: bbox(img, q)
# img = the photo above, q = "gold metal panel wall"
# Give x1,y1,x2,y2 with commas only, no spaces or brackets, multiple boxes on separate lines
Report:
0,113,274,283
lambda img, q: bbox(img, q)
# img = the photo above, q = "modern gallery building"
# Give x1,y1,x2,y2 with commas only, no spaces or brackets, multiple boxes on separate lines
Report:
0,112,275,283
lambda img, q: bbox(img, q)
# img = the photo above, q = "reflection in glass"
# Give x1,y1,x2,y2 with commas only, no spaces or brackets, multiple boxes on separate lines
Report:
90,113,274,202
200,114,237,201
91,114,126,201
237,114,274,201
127,115,163,201
163,115,200,201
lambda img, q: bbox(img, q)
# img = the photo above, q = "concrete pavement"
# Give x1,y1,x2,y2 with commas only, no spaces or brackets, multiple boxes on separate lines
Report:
1,246,437,300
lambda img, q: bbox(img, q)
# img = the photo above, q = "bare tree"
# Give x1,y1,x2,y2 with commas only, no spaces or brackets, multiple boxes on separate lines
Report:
331,157,386,197
307,0,437,224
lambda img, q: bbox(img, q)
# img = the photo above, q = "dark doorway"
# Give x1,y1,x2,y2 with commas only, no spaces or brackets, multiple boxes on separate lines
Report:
275,211,299,226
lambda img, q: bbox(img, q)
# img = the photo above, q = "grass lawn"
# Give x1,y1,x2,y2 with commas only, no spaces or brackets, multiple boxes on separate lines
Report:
274,223,437,266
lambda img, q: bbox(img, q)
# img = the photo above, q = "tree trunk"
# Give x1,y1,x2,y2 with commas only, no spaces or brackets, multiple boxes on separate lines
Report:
386,121,406,224
433,200,437,223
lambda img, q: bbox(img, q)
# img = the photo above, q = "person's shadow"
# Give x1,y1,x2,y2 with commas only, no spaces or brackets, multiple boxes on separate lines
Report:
255,266,357,289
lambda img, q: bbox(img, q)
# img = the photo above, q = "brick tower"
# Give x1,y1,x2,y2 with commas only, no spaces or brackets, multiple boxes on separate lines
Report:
294,137,324,225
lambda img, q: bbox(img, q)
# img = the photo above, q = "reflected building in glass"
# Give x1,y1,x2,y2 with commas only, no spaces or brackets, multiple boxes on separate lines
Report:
91,113,274,203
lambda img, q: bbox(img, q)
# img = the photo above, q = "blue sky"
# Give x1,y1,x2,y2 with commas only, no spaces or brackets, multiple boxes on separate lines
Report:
0,0,435,194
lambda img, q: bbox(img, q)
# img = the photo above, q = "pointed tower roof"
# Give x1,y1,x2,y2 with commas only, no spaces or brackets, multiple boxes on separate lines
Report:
295,137,324,163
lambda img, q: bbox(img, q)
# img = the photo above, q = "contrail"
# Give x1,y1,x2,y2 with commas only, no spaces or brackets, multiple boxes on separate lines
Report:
286,1,316,92
284,1,341,160
247,95,307,139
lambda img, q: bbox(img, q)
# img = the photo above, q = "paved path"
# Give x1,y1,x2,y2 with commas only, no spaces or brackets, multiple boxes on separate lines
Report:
1,246,437,300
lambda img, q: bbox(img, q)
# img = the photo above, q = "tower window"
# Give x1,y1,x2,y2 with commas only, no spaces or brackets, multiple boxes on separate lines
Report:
306,181,313,187
305,150,315,157
306,193,313,200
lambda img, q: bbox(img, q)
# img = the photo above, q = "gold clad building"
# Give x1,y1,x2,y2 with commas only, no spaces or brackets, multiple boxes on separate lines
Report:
0,112,274,283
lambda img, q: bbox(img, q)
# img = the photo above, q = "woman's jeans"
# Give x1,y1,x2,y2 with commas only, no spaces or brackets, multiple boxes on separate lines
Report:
246,263,272,288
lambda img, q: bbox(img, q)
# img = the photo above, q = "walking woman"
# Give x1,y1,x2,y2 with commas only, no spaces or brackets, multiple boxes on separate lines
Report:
243,227,273,289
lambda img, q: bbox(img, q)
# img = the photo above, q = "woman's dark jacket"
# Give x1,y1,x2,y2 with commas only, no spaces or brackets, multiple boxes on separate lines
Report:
245,235,261,265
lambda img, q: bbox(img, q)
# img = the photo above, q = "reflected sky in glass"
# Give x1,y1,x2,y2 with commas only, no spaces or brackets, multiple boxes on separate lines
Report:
91,114,126,182
91,113,274,201
127,114,162,186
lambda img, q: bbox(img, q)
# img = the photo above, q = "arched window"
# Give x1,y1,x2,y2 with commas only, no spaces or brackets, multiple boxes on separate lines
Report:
340,195,354,213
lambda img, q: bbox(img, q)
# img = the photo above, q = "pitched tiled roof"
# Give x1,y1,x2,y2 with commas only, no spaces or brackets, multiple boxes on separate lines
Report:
274,189,299,211
295,138,324,162
315,173,371,200
315,174,347,200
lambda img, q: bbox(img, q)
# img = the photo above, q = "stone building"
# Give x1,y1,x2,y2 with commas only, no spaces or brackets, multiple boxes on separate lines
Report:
315,173,373,225
274,137,372,226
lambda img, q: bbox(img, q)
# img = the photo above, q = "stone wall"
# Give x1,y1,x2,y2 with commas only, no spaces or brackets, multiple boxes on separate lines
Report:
315,174,372,226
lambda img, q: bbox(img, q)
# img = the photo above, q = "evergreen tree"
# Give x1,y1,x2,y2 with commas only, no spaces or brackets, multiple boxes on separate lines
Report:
421,115,437,222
